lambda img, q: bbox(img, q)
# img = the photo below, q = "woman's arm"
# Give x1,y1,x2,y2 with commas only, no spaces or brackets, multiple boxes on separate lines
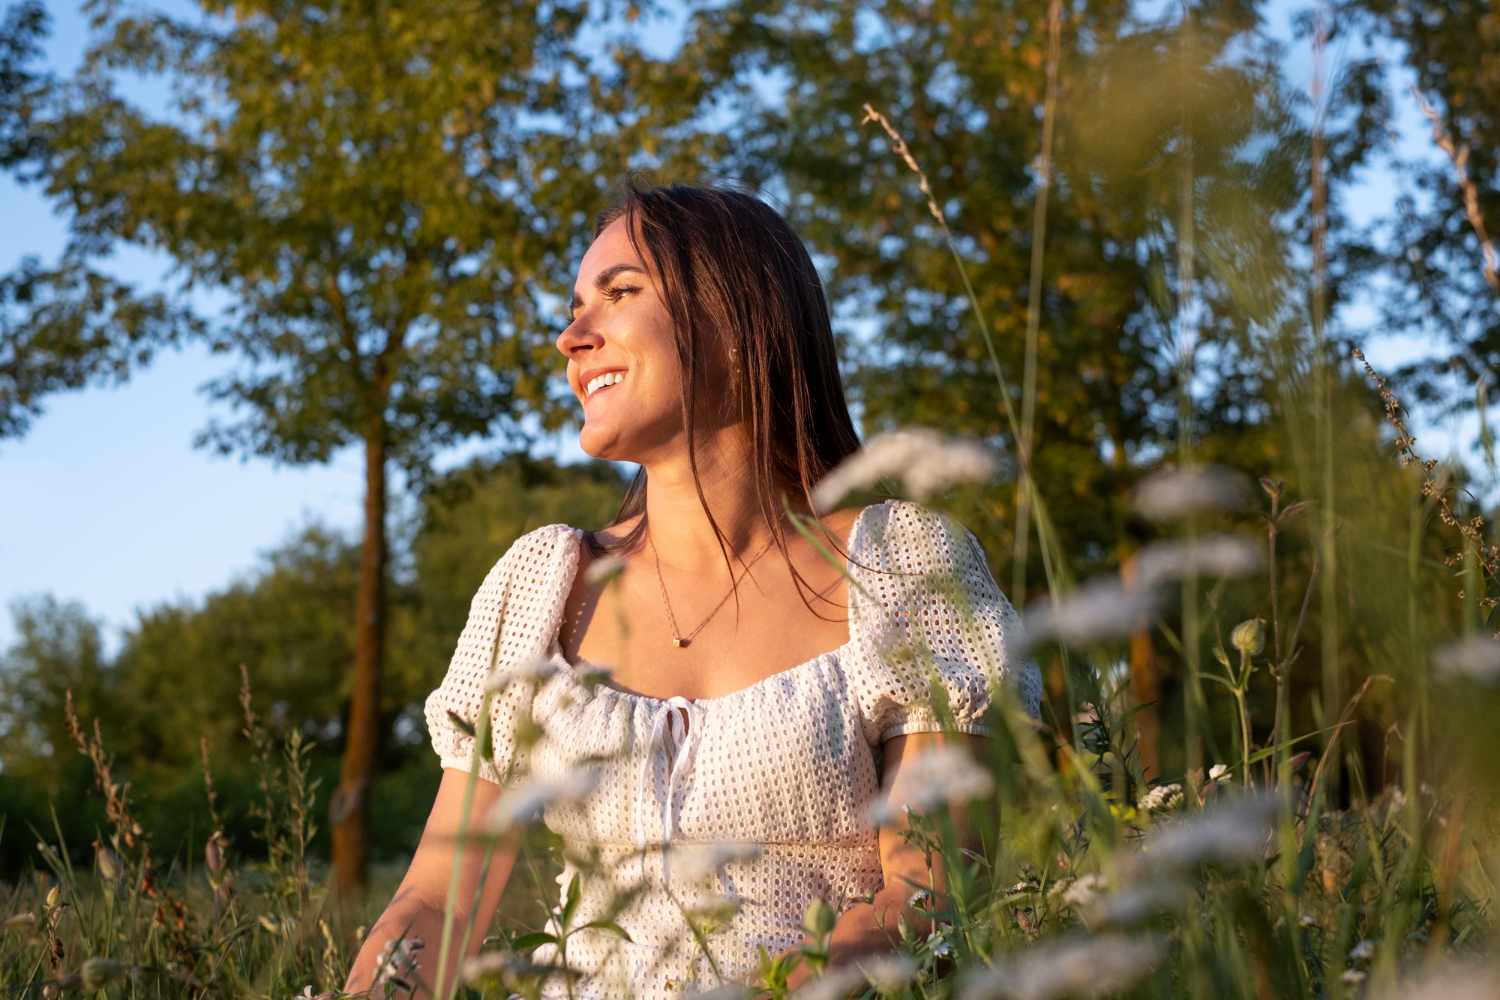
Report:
344,768,519,998
780,731,986,992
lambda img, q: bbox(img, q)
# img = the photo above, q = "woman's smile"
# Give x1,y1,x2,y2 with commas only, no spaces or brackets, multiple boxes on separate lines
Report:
582,367,628,398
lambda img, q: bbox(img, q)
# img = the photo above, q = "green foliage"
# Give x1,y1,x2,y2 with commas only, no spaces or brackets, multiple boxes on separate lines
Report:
656,0,1384,596
1348,0,1500,393
0,455,624,880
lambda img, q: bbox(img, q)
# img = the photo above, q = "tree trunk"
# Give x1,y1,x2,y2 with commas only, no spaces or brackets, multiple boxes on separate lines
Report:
332,434,387,893
1120,553,1162,781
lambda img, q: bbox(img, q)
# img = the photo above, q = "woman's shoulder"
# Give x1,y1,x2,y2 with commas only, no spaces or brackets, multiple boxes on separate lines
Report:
481,522,584,586
847,499,978,565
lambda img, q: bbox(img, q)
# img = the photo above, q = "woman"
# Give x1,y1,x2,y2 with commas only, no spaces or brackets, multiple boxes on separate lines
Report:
343,183,1041,998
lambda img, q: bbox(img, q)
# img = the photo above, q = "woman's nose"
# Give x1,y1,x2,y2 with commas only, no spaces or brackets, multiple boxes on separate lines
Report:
556,318,603,359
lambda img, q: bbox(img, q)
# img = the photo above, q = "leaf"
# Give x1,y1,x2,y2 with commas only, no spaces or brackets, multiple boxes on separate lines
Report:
446,710,476,738
1279,500,1316,521
560,872,582,929
510,931,556,950
578,919,633,942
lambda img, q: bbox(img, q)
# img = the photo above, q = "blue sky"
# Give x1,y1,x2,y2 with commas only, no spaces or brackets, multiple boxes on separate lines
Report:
0,0,1464,651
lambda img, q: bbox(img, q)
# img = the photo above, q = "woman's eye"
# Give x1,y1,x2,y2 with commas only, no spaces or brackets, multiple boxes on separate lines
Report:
603,284,639,303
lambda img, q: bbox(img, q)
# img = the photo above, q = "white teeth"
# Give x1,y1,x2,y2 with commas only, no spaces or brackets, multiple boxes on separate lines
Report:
586,371,625,396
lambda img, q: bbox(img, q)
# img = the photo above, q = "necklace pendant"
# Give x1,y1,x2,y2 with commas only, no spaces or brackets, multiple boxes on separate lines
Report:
672,637,685,648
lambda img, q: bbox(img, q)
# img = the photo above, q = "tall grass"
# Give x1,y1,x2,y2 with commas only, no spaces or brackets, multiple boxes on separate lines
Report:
6,28,1500,1000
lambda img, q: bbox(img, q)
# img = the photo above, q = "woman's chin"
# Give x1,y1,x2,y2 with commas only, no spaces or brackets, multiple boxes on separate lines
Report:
577,424,627,462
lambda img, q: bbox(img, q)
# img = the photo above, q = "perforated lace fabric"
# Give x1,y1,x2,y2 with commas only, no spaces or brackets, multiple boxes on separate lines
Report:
424,501,1042,999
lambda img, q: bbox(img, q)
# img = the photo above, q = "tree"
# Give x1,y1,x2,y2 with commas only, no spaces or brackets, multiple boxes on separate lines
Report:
24,0,640,888
1,2,190,439
1346,0,1500,405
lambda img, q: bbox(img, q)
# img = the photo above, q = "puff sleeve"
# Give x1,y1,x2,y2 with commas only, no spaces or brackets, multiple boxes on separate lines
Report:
845,501,1043,745
422,525,580,784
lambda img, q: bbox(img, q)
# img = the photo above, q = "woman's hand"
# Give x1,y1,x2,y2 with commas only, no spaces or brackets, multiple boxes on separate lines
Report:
343,769,519,999
778,731,985,993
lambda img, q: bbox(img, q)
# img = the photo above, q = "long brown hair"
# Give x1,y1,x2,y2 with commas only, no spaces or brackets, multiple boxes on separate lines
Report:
588,180,861,607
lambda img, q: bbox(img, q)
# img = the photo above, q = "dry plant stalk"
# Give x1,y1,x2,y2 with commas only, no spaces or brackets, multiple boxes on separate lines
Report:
1412,87,1500,294
1353,347,1500,619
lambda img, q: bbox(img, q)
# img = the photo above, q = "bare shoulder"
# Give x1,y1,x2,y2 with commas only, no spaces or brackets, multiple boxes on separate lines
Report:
817,505,863,549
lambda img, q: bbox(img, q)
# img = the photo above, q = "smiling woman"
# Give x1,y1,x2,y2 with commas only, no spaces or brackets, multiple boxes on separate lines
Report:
342,183,1041,999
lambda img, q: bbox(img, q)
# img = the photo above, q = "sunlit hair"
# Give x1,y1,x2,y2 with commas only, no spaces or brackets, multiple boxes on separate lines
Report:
588,180,862,607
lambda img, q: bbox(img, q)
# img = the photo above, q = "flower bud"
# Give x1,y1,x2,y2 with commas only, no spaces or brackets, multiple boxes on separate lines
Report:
94,841,123,881
45,885,60,910
205,832,225,876
1230,618,1265,657
80,957,129,991
804,897,836,938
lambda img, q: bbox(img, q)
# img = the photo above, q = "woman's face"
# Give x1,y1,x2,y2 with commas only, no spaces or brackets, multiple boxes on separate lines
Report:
557,218,722,464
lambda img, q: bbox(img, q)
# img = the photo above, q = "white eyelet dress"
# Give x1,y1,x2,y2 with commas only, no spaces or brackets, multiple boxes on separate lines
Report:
424,501,1042,999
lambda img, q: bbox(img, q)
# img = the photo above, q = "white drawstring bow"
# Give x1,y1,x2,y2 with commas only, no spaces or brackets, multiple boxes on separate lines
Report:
635,696,700,892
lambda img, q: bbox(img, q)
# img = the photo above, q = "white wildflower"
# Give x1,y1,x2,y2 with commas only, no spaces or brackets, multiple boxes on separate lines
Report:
463,950,517,982
684,892,745,926
1058,873,1106,909
1342,969,1368,985
1349,939,1377,962
1085,880,1192,927
372,938,424,993
487,768,600,830
1299,914,1316,927
1432,636,1500,682
960,933,1165,1000
926,928,952,958
79,958,129,992
1206,763,1231,784
671,841,763,882
858,954,919,993
1135,535,1262,587
584,554,627,587
791,965,869,1000
1132,465,1250,521
485,657,559,693
866,745,994,825
1018,577,1160,651
1141,793,1279,873
687,985,752,1000
1369,962,1500,1000
1138,783,1184,813
811,428,996,512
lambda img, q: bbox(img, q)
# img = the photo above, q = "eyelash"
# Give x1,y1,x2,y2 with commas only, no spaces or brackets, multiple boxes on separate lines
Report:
569,284,639,322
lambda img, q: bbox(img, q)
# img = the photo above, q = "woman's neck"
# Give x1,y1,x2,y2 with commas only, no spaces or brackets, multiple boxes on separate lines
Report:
639,433,777,573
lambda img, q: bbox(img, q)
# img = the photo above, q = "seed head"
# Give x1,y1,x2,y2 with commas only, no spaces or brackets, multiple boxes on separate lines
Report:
811,428,996,512
584,554,627,588
1133,466,1250,521
670,841,763,882
1019,578,1160,651
866,745,994,824
1432,636,1500,682
487,769,600,830
960,933,1165,1000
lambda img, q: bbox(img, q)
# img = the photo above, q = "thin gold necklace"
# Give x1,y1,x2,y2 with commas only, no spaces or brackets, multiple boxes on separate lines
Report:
648,530,777,648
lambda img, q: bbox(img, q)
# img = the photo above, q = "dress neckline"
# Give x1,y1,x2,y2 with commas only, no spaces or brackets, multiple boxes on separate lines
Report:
548,502,880,708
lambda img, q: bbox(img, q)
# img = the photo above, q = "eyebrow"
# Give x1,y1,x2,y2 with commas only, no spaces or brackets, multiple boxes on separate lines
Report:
570,263,647,316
